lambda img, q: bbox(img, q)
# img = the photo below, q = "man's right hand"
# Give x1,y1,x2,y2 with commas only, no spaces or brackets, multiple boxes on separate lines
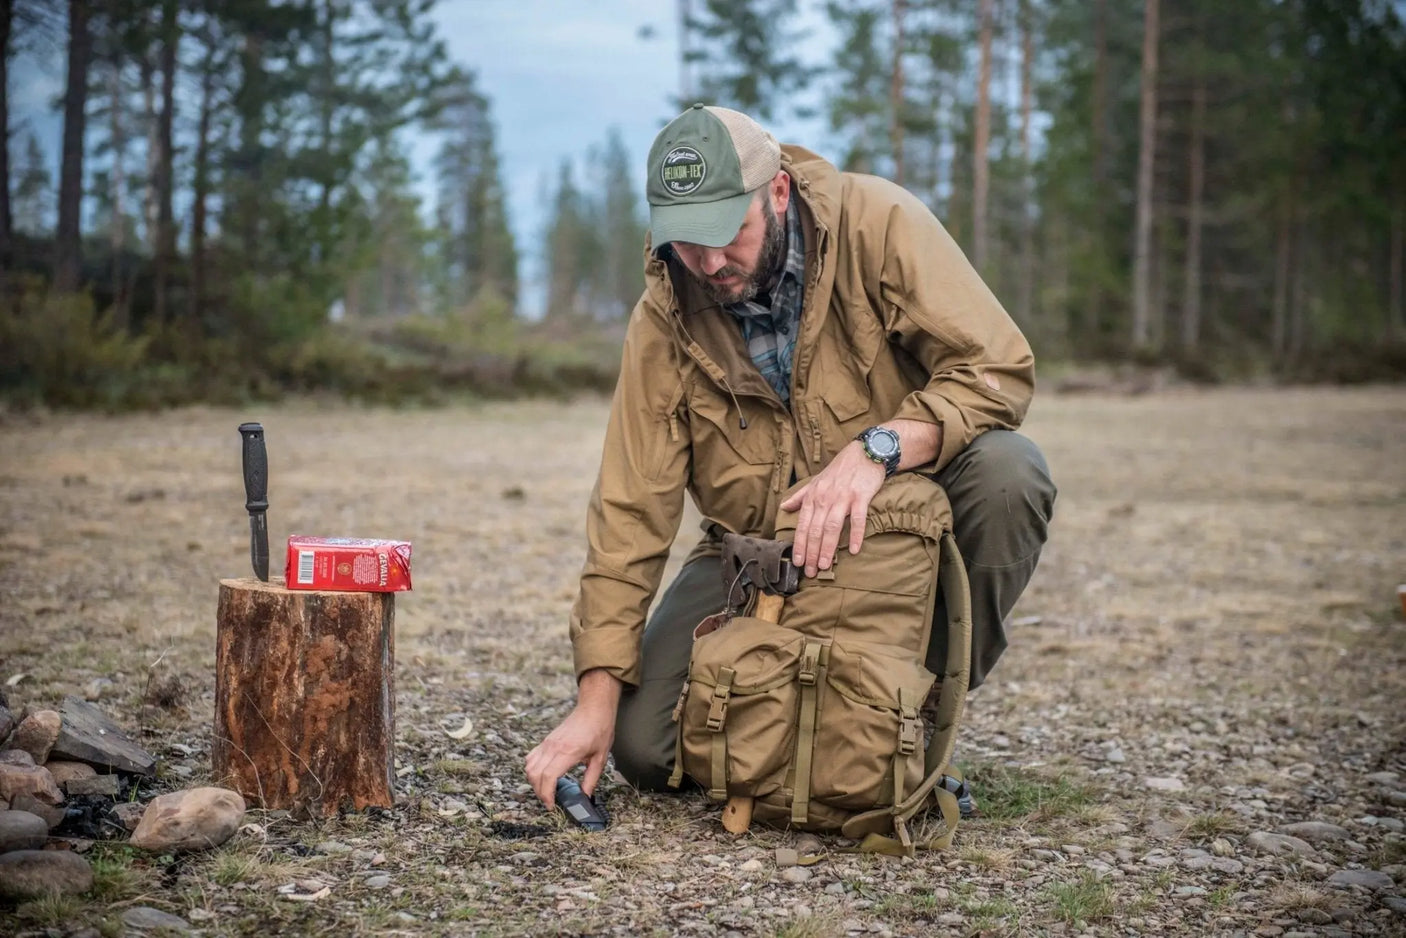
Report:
524,669,622,809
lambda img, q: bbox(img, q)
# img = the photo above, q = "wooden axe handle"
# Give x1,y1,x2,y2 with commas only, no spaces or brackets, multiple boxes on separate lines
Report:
723,590,787,834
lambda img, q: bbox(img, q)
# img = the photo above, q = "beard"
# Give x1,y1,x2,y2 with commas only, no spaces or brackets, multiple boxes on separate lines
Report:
693,197,787,306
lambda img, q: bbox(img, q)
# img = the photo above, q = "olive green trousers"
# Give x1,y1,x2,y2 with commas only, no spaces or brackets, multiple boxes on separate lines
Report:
612,429,1056,790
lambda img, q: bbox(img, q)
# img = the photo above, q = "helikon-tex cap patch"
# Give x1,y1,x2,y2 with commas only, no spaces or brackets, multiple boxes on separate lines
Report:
646,104,781,248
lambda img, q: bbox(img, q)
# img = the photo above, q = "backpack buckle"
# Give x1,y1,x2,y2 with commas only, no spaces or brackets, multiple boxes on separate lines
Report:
707,668,735,731
798,645,820,686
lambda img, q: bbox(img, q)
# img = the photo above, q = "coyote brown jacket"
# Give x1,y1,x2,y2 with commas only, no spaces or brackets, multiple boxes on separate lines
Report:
570,145,1034,687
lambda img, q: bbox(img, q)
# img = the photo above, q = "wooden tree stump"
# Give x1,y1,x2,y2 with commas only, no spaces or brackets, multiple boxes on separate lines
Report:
213,578,395,816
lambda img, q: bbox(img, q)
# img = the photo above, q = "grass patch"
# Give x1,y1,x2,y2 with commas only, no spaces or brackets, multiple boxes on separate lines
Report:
955,890,1022,933
1183,811,1243,841
965,763,1095,823
773,915,843,938
959,845,1016,870
1266,883,1334,912
88,845,150,903
13,893,89,929
1045,872,1115,926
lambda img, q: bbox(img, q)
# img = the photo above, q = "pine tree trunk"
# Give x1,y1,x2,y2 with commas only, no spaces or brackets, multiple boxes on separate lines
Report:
108,56,127,327
141,53,158,254
890,0,905,186
1089,0,1108,331
54,0,91,293
1391,196,1403,339
1272,191,1292,360
191,51,215,325
235,33,264,265
1017,0,1034,325
1181,77,1205,353
678,0,691,101
973,0,994,272
1131,0,1160,350
153,0,178,326
0,0,12,295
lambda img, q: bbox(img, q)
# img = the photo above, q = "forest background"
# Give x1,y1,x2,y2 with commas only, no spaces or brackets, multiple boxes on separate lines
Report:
1,0,1403,410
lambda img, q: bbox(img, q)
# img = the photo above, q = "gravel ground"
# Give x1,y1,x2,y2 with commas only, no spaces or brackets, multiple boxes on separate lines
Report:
0,386,1403,937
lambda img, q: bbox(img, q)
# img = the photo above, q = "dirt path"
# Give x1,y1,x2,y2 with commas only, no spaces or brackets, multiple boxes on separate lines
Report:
1,387,1403,936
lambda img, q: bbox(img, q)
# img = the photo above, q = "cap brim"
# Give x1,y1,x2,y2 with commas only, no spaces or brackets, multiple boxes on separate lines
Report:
649,190,754,249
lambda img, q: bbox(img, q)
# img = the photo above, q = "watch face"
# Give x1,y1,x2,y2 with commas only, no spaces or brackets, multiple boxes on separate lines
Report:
867,428,899,458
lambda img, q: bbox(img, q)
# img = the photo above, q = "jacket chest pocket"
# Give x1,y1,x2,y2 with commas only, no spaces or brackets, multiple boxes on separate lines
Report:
814,302,884,425
687,385,774,466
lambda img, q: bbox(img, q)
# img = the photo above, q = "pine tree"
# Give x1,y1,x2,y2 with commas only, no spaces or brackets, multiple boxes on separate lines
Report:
684,0,816,120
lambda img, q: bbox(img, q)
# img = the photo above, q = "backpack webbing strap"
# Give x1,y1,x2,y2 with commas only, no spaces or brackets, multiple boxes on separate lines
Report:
707,668,735,802
791,641,824,825
924,531,971,779
666,682,689,789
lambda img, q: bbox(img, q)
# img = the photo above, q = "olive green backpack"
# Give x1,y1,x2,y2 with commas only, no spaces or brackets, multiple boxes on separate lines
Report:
667,473,972,855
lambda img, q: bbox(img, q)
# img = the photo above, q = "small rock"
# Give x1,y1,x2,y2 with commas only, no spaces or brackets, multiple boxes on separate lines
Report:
1211,838,1235,857
9,794,64,830
1175,885,1207,896
130,787,245,853
0,706,13,742
0,749,35,766
122,906,192,933
111,802,147,831
44,761,97,787
1210,857,1244,874
1365,772,1399,786
1382,897,1406,914
1144,776,1186,792
82,678,113,702
1279,821,1350,843
824,881,846,895
187,908,216,922
0,810,48,853
0,849,94,900
11,710,61,763
364,874,391,889
780,867,812,884
1297,909,1333,925
65,774,121,797
1247,831,1315,857
1326,869,1393,890
739,859,764,872
48,696,156,777
1104,745,1126,764
1383,791,1406,808
0,762,63,805
315,840,353,856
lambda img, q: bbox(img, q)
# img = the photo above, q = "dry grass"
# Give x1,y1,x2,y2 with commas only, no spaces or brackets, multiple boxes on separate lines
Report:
2,387,1405,936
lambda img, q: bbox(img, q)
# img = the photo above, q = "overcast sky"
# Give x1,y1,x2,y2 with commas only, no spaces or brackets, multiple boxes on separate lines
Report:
10,0,835,312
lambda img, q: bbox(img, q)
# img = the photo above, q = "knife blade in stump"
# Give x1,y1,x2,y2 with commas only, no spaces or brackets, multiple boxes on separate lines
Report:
238,422,269,581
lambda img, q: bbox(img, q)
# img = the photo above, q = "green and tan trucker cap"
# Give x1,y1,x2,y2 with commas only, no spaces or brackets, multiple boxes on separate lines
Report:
647,104,781,248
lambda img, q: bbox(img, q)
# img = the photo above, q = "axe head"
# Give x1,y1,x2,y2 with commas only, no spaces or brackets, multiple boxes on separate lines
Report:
720,533,801,612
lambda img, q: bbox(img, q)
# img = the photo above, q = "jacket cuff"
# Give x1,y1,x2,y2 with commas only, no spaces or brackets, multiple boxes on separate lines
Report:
571,625,641,689
891,394,969,472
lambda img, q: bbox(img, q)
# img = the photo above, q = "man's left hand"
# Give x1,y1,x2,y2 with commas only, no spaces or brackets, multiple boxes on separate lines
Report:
780,441,885,578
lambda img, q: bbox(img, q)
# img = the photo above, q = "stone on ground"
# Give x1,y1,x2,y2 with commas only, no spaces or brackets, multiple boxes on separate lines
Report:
130,787,246,852
0,849,94,900
44,760,97,787
121,906,193,933
10,709,61,763
0,810,48,853
1247,831,1316,857
48,695,156,776
0,761,63,805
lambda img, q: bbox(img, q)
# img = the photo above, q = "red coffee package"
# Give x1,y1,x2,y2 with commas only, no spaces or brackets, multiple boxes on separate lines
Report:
285,536,412,592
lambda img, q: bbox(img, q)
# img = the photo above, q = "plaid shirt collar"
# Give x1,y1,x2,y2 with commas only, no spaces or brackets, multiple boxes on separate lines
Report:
725,197,805,405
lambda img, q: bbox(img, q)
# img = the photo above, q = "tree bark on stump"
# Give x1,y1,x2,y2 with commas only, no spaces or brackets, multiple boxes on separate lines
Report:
213,578,395,816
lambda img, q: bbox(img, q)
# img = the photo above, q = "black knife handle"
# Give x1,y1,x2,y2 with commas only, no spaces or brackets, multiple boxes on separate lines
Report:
238,422,268,513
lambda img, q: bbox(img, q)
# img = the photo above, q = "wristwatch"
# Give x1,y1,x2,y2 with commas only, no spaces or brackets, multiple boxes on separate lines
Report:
856,426,901,477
